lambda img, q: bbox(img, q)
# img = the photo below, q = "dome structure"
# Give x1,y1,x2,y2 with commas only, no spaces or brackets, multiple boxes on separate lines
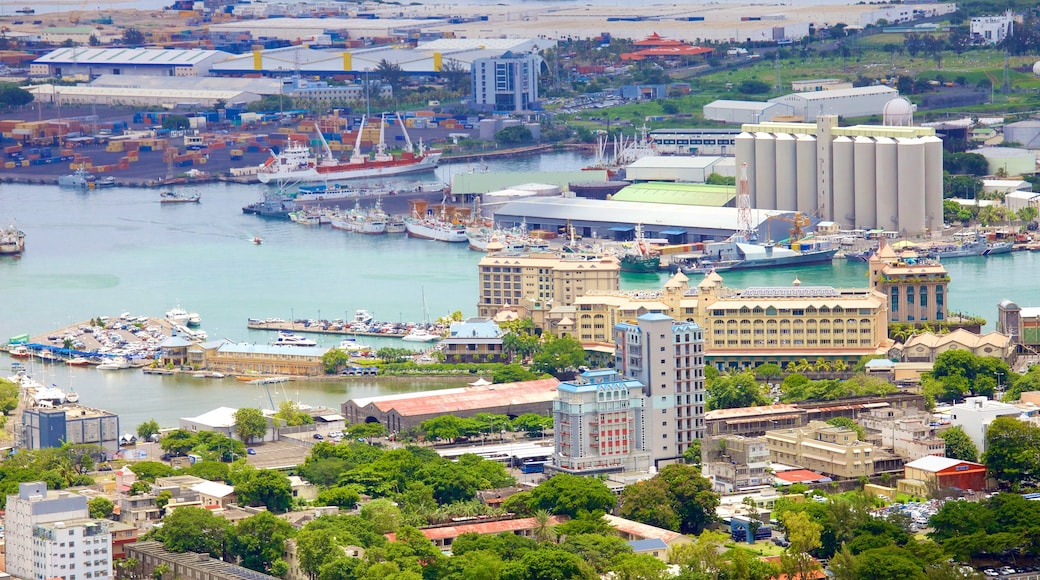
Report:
883,97,915,127
1033,61,1040,76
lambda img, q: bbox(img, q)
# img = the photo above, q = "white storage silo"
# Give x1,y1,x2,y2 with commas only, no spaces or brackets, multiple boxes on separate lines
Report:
796,134,818,216
832,136,855,227
735,132,757,206
853,136,877,229
775,133,797,210
754,133,777,210
897,137,926,236
923,135,944,234
874,137,898,232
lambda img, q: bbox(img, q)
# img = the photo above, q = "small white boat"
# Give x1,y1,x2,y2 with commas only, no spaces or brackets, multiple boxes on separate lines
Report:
9,345,30,358
66,357,91,366
272,332,318,347
65,389,80,403
96,357,130,370
401,328,441,342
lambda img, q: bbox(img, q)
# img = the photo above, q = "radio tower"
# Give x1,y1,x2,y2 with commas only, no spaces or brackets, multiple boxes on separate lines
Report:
737,162,757,241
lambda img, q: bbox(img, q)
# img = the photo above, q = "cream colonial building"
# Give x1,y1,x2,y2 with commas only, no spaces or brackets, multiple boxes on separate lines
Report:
765,420,880,479
545,270,890,370
868,241,949,325
476,253,620,330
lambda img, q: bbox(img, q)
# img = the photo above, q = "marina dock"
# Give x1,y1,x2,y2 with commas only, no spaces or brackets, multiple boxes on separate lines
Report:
246,318,441,339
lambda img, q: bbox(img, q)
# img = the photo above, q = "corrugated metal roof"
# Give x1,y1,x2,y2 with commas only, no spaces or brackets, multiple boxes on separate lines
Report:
36,48,231,66
904,455,977,473
454,171,606,195
705,99,779,111
218,343,330,357
611,182,735,207
28,85,257,100
779,85,897,101
367,378,561,417
492,197,783,231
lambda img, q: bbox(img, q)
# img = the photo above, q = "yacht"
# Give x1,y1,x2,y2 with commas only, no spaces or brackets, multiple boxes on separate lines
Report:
166,305,201,327
96,357,130,370
272,332,318,347
401,327,441,342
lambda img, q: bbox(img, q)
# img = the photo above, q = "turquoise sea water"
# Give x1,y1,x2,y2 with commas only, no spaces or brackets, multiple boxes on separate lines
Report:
0,151,1037,426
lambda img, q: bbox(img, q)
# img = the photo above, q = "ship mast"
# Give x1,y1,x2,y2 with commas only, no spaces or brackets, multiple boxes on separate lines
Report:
349,115,367,163
397,112,415,153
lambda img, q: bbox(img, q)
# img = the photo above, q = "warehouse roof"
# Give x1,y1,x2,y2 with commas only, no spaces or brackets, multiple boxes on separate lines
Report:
705,99,779,111
610,181,735,207
36,47,231,66
350,378,560,417
27,84,260,102
776,85,897,101
218,343,329,357
418,38,554,52
492,197,784,232
904,456,983,473
210,17,440,31
453,171,607,195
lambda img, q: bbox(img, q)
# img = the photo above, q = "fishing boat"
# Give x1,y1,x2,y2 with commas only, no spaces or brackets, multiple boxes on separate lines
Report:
0,223,26,255
160,191,201,204
329,198,389,234
386,216,407,234
615,224,661,273
404,198,467,243
256,113,441,184
293,182,390,204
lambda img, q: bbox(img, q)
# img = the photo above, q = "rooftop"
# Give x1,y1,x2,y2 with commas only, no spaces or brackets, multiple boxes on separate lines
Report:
610,180,736,207
904,456,983,473
349,378,561,417
602,514,687,544
36,47,231,65
182,406,237,428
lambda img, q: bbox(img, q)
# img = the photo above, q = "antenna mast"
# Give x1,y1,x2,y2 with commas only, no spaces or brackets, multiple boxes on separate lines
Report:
737,162,756,241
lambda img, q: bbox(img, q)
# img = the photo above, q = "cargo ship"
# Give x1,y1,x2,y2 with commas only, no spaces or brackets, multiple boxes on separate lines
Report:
256,113,440,184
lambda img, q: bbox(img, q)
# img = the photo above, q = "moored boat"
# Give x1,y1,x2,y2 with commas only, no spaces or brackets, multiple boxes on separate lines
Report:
272,331,318,347
58,168,96,189
256,113,440,184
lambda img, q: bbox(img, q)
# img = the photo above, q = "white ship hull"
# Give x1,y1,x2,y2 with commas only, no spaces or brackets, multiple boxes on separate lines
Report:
405,220,468,243
330,217,387,235
258,152,441,184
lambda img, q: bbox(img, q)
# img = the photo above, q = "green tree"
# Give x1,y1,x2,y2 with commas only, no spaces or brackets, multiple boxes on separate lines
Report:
559,533,631,573
531,335,585,376
316,486,360,508
500,318,540,362
159,429,196,456
620,478,679,531
122,28,145,46
295,528,339,580
235,469,293,513
376,347,413,364
501,548,597,580
527,473,616,518
230,511,295,574
707,371,769,410
421,415,465,442
375,58,404,97
511,413,552,438
185,461,230,482
940,426,978,462
136,419,161,441
161,115,190,131
360,498,403,534
738,79,771,94
495,126,535,145
273,400,313,426
153,506,230,557
492,363,540,384
233,408,268,443
983,416,1040,487
0,84,33,110
780,511,822,580
125,461,174,482
321,349,351,374
88,496,114,519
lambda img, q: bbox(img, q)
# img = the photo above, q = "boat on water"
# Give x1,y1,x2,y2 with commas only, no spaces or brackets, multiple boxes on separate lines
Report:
58,168,96,189
256,112,441,184
9,345,30,358
680,236,839,275
386,217,406,234
253,236,263,245
65,388,80,403
0,223,26,255
404,198,467,243
329,198,389,235
166,305,201,328
272,331,318,347
160,191,201,204
293,182,391,204
584,125,657,177
96,357,131,370
242,189,298,219
16,7,35,14
921,231,1013,260
65,357,91,366
615,224,661,273
289,209,322,226
401,328,441,342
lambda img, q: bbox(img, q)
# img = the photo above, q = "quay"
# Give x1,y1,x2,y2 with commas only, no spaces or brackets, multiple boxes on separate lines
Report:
4,314,183,366
246,319,441,339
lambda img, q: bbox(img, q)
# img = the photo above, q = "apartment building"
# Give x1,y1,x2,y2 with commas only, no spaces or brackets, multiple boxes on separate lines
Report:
701,435,771,493
765,421,878,479
615,313,706,463
553,369,653,474
6,482,112,580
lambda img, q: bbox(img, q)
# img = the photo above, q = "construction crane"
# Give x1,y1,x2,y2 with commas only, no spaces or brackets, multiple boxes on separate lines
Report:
767,212,812,244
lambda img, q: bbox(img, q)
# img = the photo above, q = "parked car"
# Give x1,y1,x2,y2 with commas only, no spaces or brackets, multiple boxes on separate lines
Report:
313,433,324,440
247,448,256,455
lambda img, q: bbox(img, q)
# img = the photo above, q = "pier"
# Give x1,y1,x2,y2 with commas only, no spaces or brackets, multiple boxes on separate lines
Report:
246,319,442,339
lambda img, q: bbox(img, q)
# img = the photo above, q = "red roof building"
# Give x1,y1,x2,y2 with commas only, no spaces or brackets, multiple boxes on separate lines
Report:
902,456,987,494
386,515,566,548
773,469,830,485
622,35,713,61
342,378,561,433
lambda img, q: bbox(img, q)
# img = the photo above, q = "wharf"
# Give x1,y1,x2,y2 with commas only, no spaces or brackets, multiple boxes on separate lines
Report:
246,319,437,339
4,315,181,365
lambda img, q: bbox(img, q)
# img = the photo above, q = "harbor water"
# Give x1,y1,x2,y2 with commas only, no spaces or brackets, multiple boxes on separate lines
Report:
1,150,1037,427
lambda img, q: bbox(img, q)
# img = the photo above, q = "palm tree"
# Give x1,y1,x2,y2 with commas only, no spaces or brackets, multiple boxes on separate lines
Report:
153,563,171,580
532,509,558,543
